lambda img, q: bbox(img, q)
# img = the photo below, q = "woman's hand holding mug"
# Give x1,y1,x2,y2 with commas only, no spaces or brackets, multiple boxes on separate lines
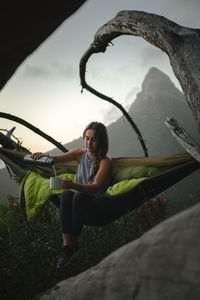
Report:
61,178,73,189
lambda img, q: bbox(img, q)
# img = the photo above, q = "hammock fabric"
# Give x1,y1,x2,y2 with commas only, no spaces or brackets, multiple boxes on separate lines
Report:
21,171,147,222
0,148,199,223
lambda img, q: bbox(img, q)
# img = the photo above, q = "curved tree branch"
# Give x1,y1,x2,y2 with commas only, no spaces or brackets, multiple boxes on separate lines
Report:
165,118,200,162
80,10,200,146
0,112,68,153
80,46,149,157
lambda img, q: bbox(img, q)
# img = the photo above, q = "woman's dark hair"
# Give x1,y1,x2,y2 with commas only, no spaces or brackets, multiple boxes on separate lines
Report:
83,121,109,181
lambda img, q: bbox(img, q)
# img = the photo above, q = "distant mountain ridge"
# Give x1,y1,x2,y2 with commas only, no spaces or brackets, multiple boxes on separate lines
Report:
61,67,198,158
1,67,199,214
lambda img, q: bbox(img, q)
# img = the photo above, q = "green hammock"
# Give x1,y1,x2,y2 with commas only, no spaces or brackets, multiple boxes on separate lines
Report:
0,148,199,223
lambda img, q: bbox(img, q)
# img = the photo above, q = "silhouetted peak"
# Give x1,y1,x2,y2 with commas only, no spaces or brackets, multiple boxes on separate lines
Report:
129,67,185,116
142,67,176,93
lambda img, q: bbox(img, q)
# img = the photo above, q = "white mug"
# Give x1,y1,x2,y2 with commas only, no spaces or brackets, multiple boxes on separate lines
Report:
50,177,62,190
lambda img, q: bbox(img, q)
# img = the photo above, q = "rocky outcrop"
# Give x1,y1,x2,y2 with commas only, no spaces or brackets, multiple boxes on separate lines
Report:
0,1,87,90
37,202,200,300
108,67,198,157
141,67,183,100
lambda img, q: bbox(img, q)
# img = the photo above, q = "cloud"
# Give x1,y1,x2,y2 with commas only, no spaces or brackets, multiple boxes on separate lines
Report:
51,62,76,79
88,66,113,81
140,46,165,66
22,63,76,79
23,65,50,78
161,0,200,27
163,0,200,8
102,90,139,125
102,106,122,125
125,86,141,104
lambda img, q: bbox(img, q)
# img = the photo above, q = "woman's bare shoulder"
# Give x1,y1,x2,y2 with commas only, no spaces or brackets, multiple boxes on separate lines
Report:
72,148,84,161
106,154,112,161
100,155,112,166
98,156,112,176
104,155,112,162
72,148,84,154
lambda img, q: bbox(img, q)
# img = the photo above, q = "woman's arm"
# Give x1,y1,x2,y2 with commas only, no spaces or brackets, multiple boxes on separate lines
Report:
62,157,112,193
31,148,84,164
51,148,84,164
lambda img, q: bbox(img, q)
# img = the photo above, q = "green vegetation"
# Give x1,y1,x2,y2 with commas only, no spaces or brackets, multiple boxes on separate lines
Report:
0,194,168,300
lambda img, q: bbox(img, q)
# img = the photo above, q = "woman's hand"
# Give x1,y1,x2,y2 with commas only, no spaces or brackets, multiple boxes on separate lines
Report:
61,178,74,189
30,152,48,161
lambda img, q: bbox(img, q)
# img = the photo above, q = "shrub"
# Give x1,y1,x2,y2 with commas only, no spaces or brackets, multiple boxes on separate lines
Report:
0,195,168,300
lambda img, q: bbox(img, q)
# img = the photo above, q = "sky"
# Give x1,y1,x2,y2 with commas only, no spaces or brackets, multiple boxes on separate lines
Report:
1,0,200,169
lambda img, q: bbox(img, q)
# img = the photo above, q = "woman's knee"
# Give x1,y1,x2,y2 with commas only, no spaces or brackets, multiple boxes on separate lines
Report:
61,190,74,200
72,192,84,208
72,192,95,214
60,190,74,208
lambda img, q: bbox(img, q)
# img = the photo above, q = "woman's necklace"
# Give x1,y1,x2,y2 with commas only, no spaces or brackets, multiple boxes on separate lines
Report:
87,155,95,170
87,158,94,169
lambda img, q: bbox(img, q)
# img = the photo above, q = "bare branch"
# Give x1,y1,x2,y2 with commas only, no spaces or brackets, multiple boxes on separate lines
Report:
165,118,200,163
0,112,68,153
0,132,16,150
80,45,149,157
80,10,200,135
0,152,27,175
6,126,16,138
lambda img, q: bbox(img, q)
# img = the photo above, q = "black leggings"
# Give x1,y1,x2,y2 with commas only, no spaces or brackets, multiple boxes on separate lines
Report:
60,191,97,236
60,189,143,236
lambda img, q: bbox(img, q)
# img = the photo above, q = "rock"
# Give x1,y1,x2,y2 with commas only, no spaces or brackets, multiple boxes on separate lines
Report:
0,1,87,90
141,67,183,99
37,202,200,300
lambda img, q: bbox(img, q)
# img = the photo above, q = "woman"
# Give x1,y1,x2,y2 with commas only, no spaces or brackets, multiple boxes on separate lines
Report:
31,122,112,268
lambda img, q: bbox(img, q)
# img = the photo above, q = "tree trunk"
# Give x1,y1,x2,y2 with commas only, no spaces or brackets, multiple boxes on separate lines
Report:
80,11,200,134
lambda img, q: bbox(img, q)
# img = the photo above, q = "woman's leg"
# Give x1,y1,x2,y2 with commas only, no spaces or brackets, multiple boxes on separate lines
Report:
69,192,97,250
60,190,74,247
71,190,144,228
71,192,97,236
56,190,77,268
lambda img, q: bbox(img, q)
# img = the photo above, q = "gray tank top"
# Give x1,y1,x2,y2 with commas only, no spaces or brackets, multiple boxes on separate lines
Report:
76,149,111,197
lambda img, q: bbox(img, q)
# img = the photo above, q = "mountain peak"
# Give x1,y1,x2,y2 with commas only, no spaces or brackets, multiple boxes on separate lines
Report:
129,67,185,118
142,67,176,93
139,67,183,99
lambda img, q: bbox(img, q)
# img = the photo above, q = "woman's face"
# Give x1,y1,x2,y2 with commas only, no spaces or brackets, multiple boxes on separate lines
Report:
84,129,99,157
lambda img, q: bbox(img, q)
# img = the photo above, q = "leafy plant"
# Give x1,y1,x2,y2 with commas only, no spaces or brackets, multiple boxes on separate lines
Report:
0,195,168,300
